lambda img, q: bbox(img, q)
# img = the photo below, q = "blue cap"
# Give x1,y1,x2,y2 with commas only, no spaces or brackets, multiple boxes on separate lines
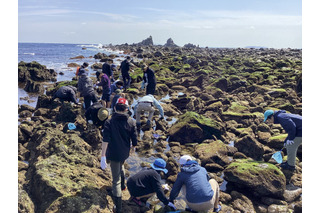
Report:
263,110,274,122
151,158,168,174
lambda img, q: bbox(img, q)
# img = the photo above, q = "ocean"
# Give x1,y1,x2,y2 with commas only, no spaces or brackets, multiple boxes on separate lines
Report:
18,42,126,107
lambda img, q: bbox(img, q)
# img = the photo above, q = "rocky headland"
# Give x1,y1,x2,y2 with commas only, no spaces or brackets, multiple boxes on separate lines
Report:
18,38,302,213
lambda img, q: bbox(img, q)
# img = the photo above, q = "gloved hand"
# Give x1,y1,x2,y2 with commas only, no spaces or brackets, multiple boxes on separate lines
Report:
100,156,107,170
286,140,294,145
168,202,176,210
88,120,93,124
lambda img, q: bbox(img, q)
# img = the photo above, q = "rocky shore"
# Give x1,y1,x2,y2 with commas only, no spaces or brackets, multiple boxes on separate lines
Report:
18,39,302,213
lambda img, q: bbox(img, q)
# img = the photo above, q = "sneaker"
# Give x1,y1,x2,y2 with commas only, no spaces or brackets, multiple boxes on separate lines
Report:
214,204,222,212
185,207,197,213
280,162,295,171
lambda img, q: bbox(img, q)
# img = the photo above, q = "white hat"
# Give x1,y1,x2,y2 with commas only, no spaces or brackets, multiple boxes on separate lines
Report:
179,155,192,166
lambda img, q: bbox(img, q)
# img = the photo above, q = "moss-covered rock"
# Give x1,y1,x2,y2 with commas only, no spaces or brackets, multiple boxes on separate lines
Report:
194,140,229,161
18,61,57,83
28,127,112,212
168,111,223,144
224,159,286,197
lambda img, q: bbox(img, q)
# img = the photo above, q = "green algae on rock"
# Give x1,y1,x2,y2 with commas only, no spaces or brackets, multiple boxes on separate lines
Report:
169,111,223,144
224,159,286,198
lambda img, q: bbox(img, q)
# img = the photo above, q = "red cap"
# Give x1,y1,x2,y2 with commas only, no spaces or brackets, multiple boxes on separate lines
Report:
116,98,128,106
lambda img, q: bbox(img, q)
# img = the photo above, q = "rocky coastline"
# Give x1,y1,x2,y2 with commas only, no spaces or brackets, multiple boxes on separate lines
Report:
18,38,302,213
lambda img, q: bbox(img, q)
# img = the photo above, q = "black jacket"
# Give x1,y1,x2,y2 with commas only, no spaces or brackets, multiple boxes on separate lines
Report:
53,86,77,103
127,168,169,205
103,112,138,162
120,60,130,75
143,68,156,85
85,102,105,127
102,62,112,78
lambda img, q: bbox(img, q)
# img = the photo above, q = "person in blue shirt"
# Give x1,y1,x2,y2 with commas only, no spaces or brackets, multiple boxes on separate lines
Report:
264,110,302,171
169,155,221,212
133,94,164,131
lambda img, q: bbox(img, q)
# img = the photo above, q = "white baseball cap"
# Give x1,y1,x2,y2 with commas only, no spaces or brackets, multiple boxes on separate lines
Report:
179,155,192,166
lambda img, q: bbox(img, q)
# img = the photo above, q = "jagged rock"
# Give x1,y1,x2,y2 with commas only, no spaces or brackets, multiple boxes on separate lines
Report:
164,38,178,47
183,43,197,48
18,61,57,83
137,35,153,46
224,159,286,198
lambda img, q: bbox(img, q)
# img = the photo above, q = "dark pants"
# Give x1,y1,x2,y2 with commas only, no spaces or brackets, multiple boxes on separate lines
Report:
146,83,156,95
84,93,98,110
122,73,131,89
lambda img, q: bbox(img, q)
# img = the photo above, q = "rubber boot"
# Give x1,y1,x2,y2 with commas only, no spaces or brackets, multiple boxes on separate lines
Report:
113,196,122,213
137,123,141,136
121,170,126,191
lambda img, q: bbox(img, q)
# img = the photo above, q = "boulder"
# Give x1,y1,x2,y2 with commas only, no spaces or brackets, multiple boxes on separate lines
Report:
18,61,57,83
230,191,255,213
235,135,265,160
169,111,223,144
28,127,112,212
224,159,286,198
194,140,228,161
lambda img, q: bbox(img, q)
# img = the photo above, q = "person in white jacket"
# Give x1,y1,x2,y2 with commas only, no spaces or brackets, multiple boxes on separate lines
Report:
133,94,164,131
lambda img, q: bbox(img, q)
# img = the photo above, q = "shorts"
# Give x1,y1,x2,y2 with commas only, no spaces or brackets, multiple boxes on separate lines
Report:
101,91,111,102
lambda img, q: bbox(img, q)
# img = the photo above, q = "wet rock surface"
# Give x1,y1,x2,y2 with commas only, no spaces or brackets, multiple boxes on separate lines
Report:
18,44,302,212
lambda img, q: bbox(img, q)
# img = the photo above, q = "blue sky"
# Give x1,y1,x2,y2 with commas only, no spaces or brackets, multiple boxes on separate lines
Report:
18,0,302,48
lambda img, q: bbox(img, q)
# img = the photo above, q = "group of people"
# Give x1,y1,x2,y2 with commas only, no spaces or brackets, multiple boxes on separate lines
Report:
52,57,303,213
100,95,222,213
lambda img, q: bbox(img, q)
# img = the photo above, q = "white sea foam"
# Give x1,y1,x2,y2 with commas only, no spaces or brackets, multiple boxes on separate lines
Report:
23,53,35,55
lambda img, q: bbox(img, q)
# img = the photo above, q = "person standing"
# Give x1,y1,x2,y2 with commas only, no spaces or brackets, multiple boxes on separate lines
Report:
102,59,115,82
133,94,164,131
76,62,89,78
96,72,111,108
169,155,221,212
141,64,157,95
100,98,138,213
127,158,176,210
77,71,98,110
263,110,302,171
120,56,133,90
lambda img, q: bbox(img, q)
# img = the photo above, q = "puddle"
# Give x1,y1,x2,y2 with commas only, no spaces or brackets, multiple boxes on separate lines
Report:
177,92,185,96
228,140,235,147
160,94,171,102
219,173,228,192
166,117,177,126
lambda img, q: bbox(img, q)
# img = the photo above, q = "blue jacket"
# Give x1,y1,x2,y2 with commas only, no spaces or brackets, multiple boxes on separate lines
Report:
169,161,214,203
274,110,302,141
